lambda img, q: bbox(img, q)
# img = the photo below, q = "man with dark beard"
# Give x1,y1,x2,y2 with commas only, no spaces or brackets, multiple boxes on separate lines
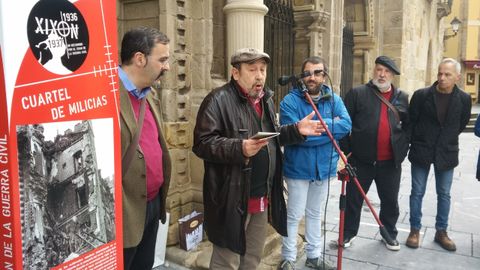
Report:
193,48,325,269
119,27,172,270
278,56,351,270
339,56,410,251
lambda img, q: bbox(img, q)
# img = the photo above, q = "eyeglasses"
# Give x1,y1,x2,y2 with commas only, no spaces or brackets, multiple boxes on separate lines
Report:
312,69,325,76
304,69,325,77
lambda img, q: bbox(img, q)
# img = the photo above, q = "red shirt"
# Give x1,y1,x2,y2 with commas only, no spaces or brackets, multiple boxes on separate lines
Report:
376,90,393,161
129,94,164,201
235,81,268,213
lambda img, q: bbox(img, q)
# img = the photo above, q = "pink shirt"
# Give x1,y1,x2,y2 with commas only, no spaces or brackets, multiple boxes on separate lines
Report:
129,94,164,201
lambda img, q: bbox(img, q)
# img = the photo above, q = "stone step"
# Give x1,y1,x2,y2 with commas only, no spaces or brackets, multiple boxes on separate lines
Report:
465,112,477,133
262,225,283,258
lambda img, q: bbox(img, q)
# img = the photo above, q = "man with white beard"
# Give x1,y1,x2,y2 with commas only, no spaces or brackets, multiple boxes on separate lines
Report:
339,56,410,251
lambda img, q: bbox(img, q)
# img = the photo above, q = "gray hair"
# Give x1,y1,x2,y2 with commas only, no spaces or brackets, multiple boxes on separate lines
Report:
440,58,461,74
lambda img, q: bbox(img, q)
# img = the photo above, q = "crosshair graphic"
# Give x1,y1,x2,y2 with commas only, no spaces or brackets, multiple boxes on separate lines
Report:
17,0,119,119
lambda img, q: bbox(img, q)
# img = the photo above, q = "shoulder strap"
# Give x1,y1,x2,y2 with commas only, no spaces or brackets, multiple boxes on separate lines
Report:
122,97,147,178
372,89,400,122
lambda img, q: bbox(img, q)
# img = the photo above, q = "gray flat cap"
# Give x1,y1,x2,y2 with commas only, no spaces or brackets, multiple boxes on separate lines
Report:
230,48,270,66
375,56,400,75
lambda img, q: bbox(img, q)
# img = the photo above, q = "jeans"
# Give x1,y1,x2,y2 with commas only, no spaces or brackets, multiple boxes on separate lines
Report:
409,163,454,231
281,178,329,261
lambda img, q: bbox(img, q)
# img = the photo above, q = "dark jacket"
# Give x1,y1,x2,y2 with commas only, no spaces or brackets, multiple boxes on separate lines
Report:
192,80,304,255
340,81,410,167
408,82,472,170
475,114,480,180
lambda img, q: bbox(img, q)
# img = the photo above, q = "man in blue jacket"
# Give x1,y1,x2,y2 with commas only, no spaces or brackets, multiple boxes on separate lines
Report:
278,56,351,270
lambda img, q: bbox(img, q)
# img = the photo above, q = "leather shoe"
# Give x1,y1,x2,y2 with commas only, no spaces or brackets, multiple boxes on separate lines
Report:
434,230,456,251
406,228,420,248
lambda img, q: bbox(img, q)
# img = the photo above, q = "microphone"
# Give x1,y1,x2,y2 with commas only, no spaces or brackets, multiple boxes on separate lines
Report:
278,75,294,86
278,71,312,86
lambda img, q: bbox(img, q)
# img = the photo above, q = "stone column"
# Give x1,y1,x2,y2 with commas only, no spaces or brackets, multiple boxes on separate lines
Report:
223,0,268,74
327,0,344,93
307,10,330,58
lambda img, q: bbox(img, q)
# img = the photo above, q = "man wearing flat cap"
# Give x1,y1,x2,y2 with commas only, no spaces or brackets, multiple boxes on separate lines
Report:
339,55,410,251
193,48,325,269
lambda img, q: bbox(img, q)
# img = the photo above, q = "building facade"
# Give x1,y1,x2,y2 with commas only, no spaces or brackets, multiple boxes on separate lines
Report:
116,0,452,268
17,121,115,268
344,0,452,96
444,0,479,103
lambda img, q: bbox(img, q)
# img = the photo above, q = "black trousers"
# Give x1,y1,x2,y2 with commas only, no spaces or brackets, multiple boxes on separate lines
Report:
344,159,401,239
124,193,161,270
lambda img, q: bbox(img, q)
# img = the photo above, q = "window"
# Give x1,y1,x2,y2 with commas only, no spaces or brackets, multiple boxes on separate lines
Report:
73,151,83,173
76,186,88,208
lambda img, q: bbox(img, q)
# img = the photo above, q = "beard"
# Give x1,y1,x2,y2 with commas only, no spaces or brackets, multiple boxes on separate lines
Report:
246,81,264,99
305,79,322,95
372,78,391,92
247,89,259,99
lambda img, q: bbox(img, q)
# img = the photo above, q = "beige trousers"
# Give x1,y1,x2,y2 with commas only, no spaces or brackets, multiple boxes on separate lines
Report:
209,209,268,270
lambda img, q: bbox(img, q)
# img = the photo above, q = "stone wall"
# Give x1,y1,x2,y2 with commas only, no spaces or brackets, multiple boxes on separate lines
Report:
399,0,446,94
293,0,339,86
160,0,213,245
117,0,214,246
345,0,449,94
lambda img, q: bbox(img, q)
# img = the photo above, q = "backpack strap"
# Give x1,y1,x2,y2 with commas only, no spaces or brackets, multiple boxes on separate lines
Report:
122,97,147,178
371,88,400,122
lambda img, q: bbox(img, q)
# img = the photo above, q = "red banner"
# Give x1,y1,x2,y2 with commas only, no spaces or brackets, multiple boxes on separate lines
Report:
0,0,122,269
464,60,480,70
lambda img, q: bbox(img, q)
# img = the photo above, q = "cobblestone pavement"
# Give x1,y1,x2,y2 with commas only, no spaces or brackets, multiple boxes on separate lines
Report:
292,131,480,270
157,105,480,270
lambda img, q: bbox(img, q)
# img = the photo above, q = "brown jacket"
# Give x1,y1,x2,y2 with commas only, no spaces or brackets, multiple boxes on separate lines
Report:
120,85,171,248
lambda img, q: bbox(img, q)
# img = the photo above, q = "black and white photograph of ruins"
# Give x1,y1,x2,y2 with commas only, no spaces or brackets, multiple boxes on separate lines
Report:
16,119,115,269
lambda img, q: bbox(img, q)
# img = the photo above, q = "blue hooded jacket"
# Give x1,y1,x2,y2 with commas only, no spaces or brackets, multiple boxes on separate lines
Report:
280,85,351,180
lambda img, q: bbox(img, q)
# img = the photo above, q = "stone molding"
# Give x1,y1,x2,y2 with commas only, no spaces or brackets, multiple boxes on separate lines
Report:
293,10,330,56
437,0,452,18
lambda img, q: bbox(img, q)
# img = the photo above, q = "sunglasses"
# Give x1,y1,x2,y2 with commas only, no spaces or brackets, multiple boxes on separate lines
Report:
304,69,325,77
